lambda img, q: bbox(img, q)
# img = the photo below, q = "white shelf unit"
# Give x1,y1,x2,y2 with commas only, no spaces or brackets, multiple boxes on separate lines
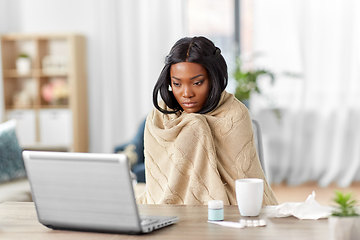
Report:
1,33,88,152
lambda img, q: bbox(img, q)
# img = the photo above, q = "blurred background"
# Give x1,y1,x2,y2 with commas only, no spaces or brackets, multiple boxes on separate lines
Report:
0,0,359,192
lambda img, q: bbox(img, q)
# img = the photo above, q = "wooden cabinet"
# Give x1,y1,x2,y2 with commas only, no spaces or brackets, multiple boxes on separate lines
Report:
1,33,88,152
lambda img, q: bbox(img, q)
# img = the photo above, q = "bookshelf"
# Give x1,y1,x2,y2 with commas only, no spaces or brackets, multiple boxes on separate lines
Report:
1,33,88,152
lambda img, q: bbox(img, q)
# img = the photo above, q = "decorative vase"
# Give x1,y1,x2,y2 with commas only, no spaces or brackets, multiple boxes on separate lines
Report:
328,216,360,240
16,57,31,75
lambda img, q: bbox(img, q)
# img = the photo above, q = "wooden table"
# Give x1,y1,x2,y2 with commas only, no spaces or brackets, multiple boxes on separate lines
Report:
0,202,329,239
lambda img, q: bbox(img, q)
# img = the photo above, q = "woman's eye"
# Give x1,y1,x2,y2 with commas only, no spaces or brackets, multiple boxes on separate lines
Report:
194,81,203,86
172,82,180,87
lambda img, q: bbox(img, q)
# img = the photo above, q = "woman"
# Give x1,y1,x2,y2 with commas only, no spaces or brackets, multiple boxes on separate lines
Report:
137,36,278,205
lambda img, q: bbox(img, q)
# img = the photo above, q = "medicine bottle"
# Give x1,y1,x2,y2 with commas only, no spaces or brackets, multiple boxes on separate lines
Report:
208,200,224,221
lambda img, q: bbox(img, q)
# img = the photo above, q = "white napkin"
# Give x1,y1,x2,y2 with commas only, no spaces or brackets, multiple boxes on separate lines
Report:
267,191,333,220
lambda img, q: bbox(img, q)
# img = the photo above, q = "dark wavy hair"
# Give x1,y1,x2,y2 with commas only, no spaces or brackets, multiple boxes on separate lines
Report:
153,36,228,114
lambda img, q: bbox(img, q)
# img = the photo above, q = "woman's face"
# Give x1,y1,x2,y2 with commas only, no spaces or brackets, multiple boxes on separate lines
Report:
170,62,211,113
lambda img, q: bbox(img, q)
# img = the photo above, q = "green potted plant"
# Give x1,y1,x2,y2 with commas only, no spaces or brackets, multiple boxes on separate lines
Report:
233,56,283,120
233,57,275,107
328,191,360,240
232,56,301,120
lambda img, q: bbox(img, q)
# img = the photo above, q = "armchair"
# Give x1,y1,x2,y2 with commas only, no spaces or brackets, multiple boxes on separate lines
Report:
114,119,146,182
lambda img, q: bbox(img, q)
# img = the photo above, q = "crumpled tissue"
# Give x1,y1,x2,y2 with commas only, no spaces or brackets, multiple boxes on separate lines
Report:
267,191,333,220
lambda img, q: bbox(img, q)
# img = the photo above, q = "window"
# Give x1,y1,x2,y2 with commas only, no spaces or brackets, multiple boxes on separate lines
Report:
184,0,244,92
185,0,237,64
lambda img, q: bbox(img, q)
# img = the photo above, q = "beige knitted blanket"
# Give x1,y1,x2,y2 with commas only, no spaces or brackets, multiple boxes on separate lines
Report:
137,91,278,205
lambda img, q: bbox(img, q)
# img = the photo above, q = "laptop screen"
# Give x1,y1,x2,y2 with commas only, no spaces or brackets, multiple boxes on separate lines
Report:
23,151,142,233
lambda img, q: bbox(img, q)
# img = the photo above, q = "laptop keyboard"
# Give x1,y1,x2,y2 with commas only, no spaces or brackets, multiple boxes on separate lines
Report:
141,218,159,226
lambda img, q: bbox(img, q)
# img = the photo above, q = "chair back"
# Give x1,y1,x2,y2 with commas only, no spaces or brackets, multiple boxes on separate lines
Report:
251,119,266,176
0,119,26,183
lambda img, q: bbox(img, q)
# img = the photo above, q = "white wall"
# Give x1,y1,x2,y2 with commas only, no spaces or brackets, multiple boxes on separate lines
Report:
0,0,184,153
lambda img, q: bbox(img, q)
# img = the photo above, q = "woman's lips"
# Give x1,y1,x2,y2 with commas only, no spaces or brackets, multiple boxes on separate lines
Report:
182,102,197,108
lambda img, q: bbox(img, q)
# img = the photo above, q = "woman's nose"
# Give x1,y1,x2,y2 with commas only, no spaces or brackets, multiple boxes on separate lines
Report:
182,85,194,98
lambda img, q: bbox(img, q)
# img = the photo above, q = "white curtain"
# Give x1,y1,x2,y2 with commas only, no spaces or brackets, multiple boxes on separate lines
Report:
90,0,185,153
0,0,185,153
0,0,20,122
251,0,360,187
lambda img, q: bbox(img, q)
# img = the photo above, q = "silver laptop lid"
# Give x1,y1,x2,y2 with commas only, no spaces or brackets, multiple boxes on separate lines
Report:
23,151,142,233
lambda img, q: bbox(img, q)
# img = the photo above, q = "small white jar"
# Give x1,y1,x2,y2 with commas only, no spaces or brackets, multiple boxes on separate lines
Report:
16,57,31,75
208,200,224,221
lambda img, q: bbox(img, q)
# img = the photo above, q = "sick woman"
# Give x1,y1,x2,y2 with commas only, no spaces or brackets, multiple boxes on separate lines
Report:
137,36,278,205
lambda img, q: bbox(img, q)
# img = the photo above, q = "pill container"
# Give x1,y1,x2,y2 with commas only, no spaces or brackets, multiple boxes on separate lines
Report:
208,200,224,221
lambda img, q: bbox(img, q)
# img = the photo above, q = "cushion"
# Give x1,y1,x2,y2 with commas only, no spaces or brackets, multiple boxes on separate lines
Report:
0,119,26,183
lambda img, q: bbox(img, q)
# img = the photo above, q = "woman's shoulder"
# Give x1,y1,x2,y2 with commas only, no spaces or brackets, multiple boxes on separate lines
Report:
211,91,249,119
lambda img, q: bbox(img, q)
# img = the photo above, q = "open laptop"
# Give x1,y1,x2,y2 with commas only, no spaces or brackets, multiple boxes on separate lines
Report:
22,150,179,234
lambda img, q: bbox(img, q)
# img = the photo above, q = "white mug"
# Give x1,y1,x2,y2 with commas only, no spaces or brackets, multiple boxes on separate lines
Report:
235,178,264,217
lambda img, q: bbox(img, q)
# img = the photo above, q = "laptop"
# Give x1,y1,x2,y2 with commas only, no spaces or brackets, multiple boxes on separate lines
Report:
22,150,179,234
